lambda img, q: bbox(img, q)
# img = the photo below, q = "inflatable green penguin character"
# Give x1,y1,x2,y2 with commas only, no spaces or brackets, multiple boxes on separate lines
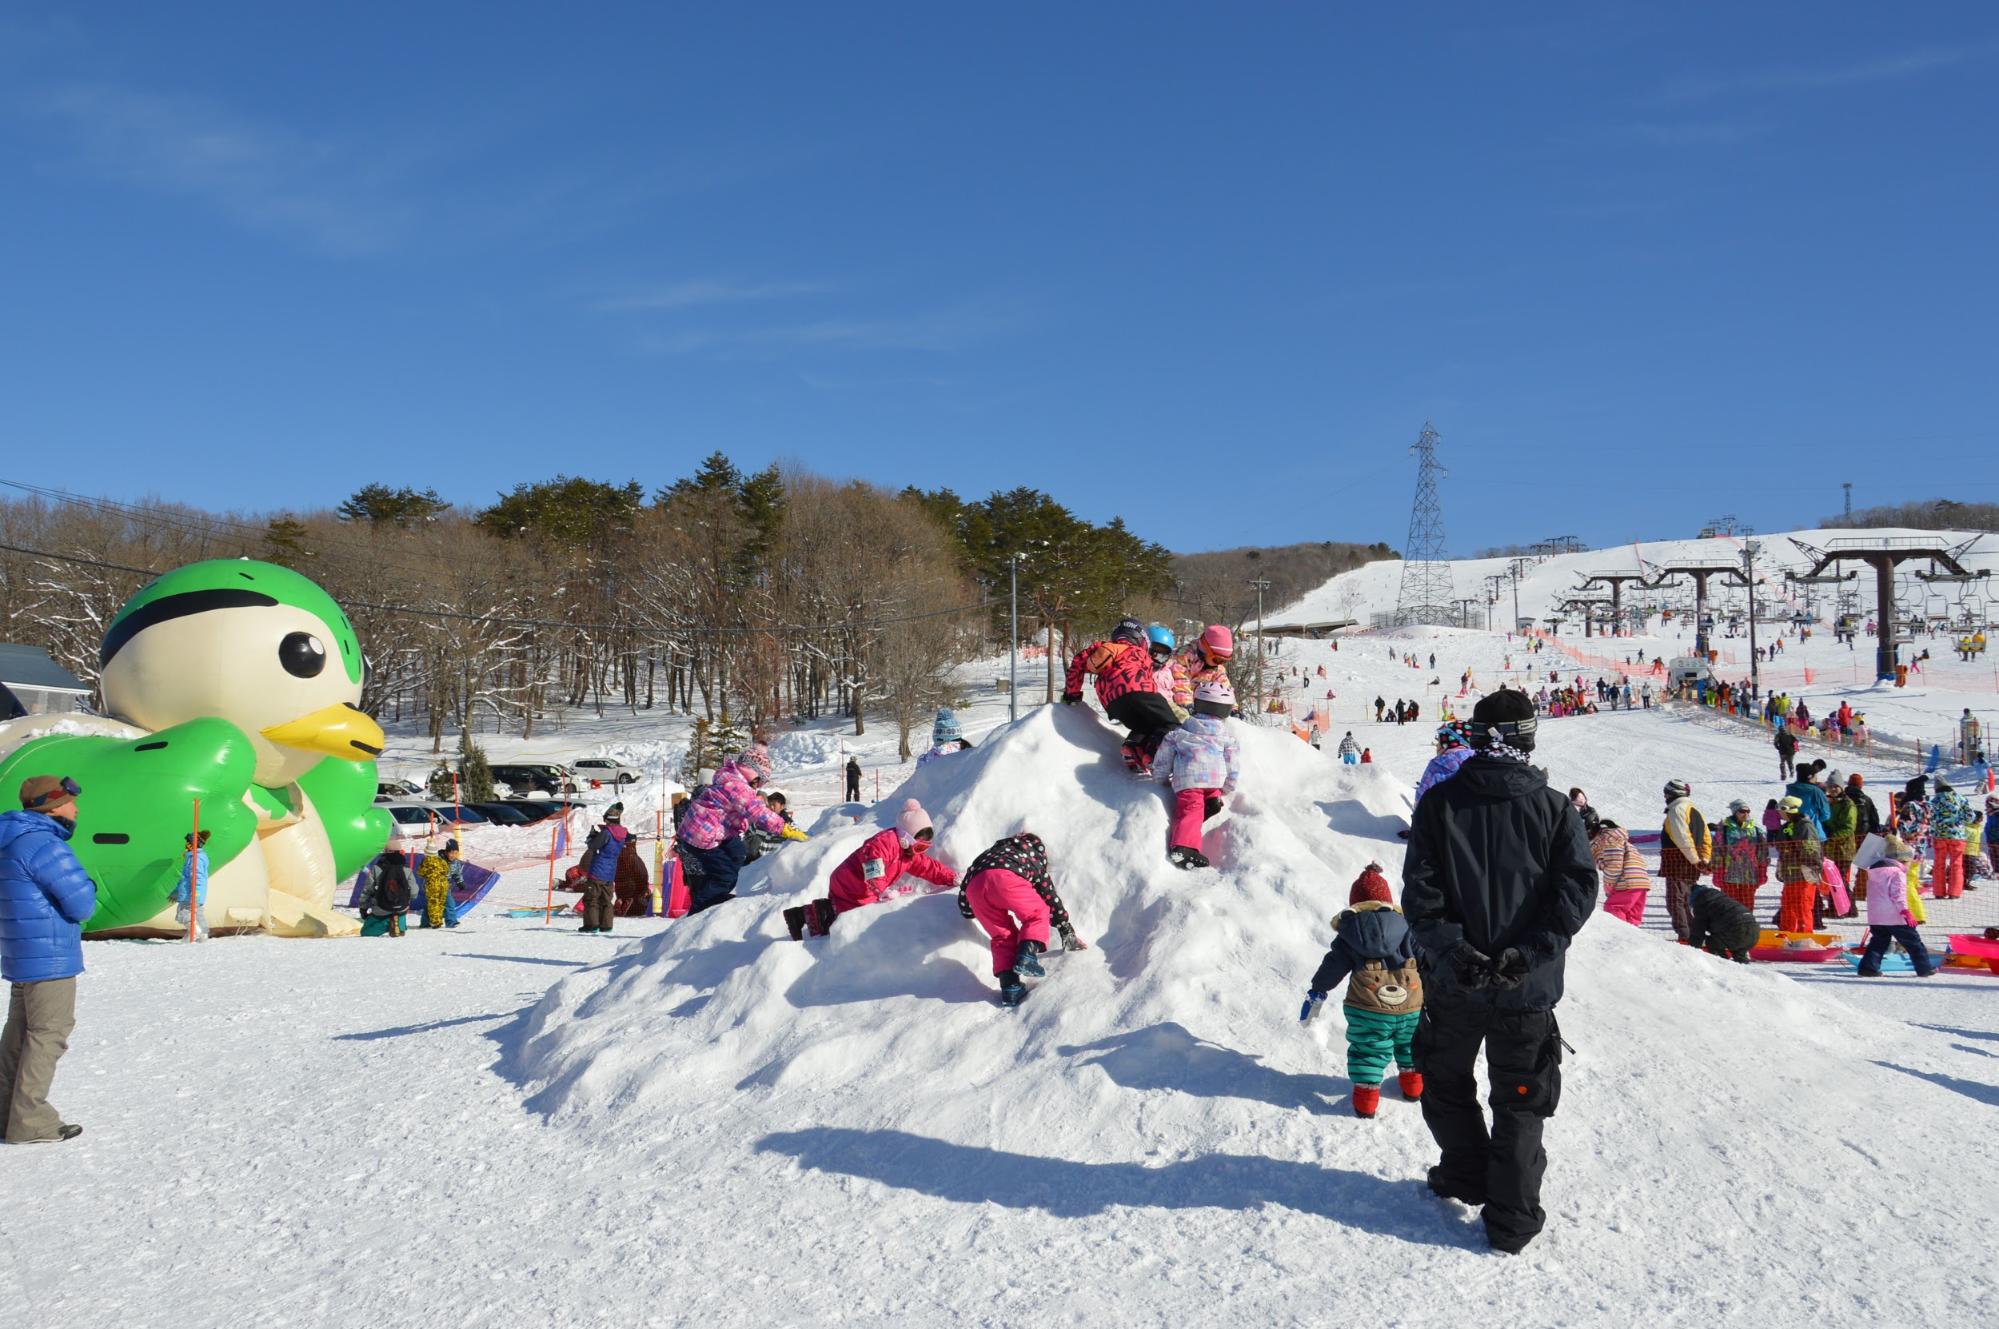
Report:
0,560,392,936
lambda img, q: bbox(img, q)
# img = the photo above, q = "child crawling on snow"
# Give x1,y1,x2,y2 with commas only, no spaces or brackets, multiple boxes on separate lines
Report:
1683,880,1758,963
957,832,1085,1007
1153,678,1241,870
1299,868,1424,1118
787,799,955,940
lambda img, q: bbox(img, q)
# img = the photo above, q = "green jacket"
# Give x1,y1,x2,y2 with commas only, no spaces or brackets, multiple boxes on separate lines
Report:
1825,790,1859,840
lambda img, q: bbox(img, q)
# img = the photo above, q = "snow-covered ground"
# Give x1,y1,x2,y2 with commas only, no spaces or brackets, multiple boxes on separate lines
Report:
12,534,1999,1328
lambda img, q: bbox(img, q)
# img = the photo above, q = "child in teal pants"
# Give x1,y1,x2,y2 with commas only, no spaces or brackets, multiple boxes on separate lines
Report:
1299,867,1425,1117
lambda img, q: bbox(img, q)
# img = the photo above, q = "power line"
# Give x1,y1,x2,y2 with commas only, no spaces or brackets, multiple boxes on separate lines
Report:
0,541,997,638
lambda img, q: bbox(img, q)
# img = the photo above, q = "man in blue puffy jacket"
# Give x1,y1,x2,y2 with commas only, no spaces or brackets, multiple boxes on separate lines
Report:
0,774,98,1143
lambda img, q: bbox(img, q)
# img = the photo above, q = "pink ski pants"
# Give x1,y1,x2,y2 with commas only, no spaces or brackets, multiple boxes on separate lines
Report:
1603,888,1647,926
963,867,1051,975
1170,787,1217,853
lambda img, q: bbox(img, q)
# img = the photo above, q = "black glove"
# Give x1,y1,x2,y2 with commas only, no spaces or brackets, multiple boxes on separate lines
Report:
957,887,975,920
1061,691,1083,706
1491,947,1529,990
1448,941,1494,990
1204,794,1223,819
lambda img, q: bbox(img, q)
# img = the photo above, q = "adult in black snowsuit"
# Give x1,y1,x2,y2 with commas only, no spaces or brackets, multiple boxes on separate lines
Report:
1374,697,1385,722
844,757,862,803
1402,688,1597,1255
1774,727,1798,781
1684,882,1757,963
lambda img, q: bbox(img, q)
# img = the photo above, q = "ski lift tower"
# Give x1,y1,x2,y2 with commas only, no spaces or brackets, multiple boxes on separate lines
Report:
1641,560,1749,657
1557,595,1614,638
1788,534,1987,681
1393,423,1456,627
1576,571,1648,637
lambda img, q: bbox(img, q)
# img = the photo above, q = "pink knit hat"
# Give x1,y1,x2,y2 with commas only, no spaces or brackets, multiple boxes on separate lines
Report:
896,798,933,840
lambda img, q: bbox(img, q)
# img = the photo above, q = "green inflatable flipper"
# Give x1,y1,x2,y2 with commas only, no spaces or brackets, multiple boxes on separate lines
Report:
296,755,392,879
0,719,259,932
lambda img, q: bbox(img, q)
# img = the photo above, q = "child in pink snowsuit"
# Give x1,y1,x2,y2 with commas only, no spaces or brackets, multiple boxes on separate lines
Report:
1153,678,1241,871
960,832,1064,1007
826,800,956,913
1583,808,1651,926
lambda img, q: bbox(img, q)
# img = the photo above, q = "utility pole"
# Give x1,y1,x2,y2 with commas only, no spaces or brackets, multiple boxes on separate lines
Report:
1249,577,1271,711
1742,538,1761,698
1007,552,1024,723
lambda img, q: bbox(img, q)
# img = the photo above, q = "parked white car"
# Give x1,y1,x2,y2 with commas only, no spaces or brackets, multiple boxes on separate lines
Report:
572,757,643,787
375,778,429,803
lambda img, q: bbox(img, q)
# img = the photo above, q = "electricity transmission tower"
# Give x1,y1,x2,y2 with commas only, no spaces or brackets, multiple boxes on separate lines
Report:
1394,422,1455,626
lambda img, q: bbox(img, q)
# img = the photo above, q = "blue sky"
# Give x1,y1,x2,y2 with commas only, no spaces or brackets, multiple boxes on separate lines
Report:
2,2,1995,554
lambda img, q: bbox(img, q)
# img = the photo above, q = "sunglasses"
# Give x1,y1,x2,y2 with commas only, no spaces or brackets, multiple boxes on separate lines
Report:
26,777,82,808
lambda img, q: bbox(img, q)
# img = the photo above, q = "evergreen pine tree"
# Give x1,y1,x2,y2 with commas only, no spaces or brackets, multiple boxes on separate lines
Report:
459,730,496,802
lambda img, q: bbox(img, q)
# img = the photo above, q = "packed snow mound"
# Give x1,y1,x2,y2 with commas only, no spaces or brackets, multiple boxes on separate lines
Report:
505,706,1999,1286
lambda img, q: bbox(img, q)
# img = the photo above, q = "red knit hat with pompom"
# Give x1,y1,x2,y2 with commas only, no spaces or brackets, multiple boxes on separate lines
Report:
1349,864,1393,905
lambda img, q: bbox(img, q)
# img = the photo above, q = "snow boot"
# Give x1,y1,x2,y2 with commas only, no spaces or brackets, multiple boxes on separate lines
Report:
1398,1071,1424,1102
1426,1166,1485,1207
1014,939,1046,979
1120,742,1152,776
783,905,808,941
997,971,1028,1008
1351,1085,1380,1118
1168,847,1210,870
1057,924,1089,952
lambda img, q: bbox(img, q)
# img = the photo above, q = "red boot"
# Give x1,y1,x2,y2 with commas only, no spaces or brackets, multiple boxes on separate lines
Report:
1351,1085,1380,1118
1398,1071,1424,1101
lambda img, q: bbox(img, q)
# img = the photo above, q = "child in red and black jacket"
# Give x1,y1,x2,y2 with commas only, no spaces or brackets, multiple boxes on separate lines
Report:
1064,617,1182,774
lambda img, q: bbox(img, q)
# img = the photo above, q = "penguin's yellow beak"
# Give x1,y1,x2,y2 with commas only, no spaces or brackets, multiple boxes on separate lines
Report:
261,703,385,760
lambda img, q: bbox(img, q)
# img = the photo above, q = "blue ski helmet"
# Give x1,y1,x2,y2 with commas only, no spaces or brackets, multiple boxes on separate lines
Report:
1146,624,1176,651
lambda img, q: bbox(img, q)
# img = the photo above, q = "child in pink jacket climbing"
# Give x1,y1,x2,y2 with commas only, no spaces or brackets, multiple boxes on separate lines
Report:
827,799,957,913
1154,678,1241,870
960,832,1066,1007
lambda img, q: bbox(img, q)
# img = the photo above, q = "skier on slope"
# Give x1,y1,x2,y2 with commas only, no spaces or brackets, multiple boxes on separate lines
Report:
1063,617,1181,774
1402,688,1597,1255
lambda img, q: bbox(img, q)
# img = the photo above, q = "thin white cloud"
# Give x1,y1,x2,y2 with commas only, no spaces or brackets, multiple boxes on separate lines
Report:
1659,46,1982,103
595,279,835,312
24,82,418,254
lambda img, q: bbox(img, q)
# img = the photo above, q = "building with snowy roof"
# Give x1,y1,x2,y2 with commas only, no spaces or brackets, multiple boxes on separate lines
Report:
0,643,89,719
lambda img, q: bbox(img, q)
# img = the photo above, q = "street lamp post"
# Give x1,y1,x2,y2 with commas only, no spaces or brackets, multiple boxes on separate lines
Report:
1249,578,1271,711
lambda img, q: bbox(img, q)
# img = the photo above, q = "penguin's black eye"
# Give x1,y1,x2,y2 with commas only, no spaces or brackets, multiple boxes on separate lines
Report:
280,632,327,679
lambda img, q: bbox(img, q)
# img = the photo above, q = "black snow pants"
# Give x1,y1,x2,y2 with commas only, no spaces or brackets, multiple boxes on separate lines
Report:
1105,691,1181,759
1413,998,1564,1251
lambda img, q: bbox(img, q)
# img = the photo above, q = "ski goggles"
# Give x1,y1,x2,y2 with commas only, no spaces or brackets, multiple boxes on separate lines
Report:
24,776,82,808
